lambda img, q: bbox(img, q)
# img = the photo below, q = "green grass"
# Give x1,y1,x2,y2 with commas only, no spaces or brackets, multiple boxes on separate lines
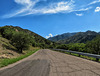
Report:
68,53,96,61
0,49,39,68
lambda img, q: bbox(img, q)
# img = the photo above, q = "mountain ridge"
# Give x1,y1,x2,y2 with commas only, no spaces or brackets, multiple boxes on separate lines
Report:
48,32,77,42
48,30,100,44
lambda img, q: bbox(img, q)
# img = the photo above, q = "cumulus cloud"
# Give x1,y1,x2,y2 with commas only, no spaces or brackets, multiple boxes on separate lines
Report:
76,13,83,16
46,33,53,39
95,7,100,12
3,0,93,18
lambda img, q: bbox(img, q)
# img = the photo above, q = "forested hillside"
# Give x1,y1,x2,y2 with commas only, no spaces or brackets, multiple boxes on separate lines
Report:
0,26,56,53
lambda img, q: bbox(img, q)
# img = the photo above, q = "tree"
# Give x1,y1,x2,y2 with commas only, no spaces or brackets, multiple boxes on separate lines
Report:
56,44,68,50
11,32,33,53
86,35,100,54
65,43,86,52
0,27,15,39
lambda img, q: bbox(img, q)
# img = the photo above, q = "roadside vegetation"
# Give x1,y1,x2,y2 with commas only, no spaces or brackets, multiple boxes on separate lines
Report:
55,35,100,55
0,48,39,68
54,50,100,62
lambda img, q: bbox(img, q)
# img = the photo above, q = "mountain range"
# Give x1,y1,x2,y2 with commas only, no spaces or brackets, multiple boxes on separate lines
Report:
48,30,100,44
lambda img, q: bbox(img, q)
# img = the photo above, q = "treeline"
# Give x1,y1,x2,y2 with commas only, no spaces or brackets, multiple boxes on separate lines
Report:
56,35,100,55
0,26,56,53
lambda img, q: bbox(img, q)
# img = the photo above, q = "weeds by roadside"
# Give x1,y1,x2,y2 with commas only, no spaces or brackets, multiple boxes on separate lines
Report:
53,50,100,62
0,49,39,68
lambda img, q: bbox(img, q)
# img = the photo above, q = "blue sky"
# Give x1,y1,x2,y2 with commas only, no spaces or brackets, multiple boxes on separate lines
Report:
0,0,100,38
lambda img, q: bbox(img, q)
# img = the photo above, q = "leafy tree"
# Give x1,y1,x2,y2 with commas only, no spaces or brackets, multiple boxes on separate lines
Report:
86,35,100,54
11,32,33,53
0,27,15,39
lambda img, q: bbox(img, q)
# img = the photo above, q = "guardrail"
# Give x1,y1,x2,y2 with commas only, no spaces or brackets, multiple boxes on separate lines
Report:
53,49,100,62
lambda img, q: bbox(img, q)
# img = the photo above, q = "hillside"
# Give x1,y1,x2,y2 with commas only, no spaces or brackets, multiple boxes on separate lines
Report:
0,35,21,59
2,26,52,44
57,31,99,44
48,32,77,42
0,25,56,54
0,26,55,48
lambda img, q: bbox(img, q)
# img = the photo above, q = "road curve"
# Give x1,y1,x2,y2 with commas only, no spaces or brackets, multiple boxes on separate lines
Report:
0,49,100,76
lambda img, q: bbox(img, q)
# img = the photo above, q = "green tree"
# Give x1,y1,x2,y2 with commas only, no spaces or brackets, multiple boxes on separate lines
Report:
86,35,100,54
0,27,15,39
11,32,33,53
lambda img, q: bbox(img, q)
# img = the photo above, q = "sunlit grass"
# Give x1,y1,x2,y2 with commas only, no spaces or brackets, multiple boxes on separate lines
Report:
0,49,39,68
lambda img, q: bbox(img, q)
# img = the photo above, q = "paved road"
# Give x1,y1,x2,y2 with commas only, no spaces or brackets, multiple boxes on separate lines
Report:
0,49,100,76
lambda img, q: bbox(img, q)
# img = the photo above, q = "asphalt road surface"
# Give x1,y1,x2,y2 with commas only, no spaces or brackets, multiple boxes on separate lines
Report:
0,49,100,76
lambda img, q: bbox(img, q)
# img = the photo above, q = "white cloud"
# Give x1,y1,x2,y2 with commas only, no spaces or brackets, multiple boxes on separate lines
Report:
3,0,39,18
95,7,100,12
15,0,31,5
76,13,83,16
43,1,74,14
3,0,93,18
76,7,92,11
46,33,53,39
88,0,100,5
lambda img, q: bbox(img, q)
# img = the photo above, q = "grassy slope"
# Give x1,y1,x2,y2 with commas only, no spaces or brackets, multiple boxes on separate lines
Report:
0,36,21,59
0,30,40,68
0,48,39,68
